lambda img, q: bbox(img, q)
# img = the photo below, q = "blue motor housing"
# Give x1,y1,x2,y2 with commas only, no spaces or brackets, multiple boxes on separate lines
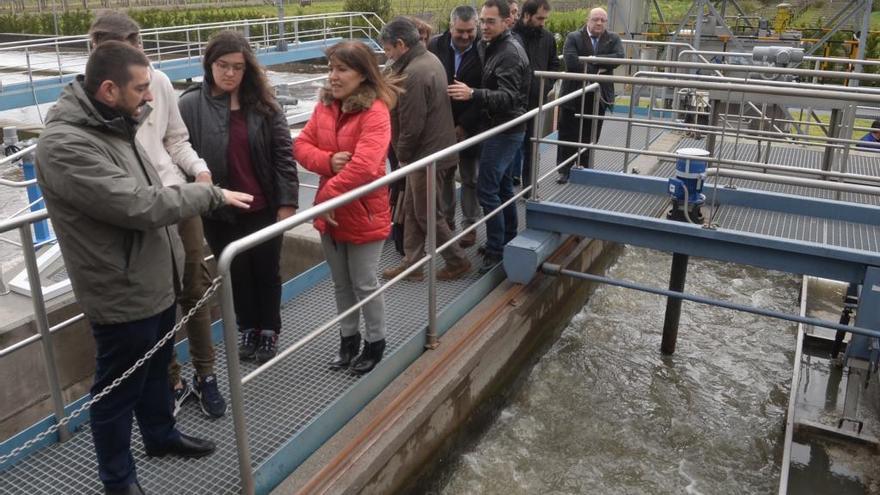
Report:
670,147,709,205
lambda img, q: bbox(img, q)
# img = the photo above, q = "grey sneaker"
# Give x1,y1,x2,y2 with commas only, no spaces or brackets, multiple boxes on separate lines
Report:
255,330,278,364
172,379,192,418
192,373,227,419
239,328,260,360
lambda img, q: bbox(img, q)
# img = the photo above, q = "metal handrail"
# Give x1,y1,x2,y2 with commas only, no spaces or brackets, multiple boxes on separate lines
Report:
706,168,880,194
1,143,37,165
215,79,601,493
0,12,383,50
0,209,68,440
539,71,880,104
678,49,880,67
628,71,880,147
586,56,880,82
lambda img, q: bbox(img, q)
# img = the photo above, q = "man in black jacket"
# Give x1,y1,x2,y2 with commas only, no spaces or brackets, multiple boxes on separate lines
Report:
556,7,624,183
449,0,530,273
428,5,483,248
512,0,559,192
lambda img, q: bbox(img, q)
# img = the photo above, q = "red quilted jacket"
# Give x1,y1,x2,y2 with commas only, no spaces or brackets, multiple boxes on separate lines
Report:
294,86,392,244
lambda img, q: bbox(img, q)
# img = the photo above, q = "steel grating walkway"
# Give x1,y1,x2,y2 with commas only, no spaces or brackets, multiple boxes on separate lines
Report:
551,136,880,255
0,121,659,494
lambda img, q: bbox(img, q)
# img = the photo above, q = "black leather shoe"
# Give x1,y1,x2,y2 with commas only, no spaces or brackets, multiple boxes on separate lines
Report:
105,482,145,495
350,339,386,375
329,333,361,370
556,173,569,184
145,433,216,459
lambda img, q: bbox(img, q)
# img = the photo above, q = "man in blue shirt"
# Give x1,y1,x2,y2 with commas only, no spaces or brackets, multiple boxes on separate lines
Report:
429,5,484,248
857,119,880,151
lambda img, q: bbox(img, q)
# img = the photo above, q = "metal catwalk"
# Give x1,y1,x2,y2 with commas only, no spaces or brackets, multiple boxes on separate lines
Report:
0,122,659,494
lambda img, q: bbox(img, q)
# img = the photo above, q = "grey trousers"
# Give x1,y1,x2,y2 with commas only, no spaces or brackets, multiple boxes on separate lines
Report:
320,234,386,343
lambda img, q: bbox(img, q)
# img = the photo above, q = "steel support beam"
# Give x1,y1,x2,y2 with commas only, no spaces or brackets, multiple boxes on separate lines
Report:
526,200,879,284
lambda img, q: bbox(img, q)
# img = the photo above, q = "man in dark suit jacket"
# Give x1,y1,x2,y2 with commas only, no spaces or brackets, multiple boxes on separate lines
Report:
556,7,624,182
428,5,483,247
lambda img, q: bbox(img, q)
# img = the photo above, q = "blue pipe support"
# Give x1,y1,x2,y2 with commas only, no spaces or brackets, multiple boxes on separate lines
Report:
20,160,50,243
503,228,565,284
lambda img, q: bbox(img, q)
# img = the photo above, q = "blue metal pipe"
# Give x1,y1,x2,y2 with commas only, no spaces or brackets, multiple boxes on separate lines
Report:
20,159,50,243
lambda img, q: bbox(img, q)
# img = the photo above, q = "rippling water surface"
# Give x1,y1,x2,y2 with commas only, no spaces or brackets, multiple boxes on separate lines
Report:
439,246,799,494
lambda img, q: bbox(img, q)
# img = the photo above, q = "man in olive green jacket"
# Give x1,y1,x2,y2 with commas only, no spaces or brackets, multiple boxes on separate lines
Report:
36,42,251,495
380,17,471,282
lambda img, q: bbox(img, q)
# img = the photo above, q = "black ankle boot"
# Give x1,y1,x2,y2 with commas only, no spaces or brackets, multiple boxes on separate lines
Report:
350,339,386,375
329,334,362,370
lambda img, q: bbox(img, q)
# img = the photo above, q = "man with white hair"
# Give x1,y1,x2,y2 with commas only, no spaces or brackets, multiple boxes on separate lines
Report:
556,7,624,183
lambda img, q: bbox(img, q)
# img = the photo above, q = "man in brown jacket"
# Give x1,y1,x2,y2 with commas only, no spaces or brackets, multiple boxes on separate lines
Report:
380,17,471,281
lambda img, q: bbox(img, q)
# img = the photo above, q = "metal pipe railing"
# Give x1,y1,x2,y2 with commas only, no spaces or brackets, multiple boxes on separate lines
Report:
216,78,601,492
585,56,880,83
706,168,880,195
678,49,880,67
0,210,70,441
542,265,880,340
535,72,880,105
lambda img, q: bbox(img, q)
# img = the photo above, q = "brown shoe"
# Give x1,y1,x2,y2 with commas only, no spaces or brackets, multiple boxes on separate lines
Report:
381,264,424,281
436,259,472,281
459,230,477,248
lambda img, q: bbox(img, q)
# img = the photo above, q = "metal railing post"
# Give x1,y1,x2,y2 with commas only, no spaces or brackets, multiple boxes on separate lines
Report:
218,271,254,494
531,77,546,201
623,83,637,171
19,225,70,442
276,0,288,51
155,32,161,63
425,161,439,349
589,85,600,169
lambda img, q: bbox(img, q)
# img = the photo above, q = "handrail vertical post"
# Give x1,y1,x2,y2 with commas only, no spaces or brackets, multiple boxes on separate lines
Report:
155,32,161,63
218,266,255,494
532,77,546,201
623,82,636,172
425,161,439,349
20,225,70,442
276,0,288,51
589,85,600,169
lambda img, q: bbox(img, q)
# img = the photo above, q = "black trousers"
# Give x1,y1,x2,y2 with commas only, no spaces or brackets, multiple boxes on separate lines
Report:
557,95,607,175
90,305,178,491
203,208,283,333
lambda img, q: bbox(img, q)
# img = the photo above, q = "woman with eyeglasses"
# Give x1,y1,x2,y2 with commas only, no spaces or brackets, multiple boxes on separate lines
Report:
179,30,299,365
294,41,402,374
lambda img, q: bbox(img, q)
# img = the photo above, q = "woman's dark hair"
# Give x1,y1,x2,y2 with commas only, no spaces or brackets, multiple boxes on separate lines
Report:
325,41,403,109
203,30,279,116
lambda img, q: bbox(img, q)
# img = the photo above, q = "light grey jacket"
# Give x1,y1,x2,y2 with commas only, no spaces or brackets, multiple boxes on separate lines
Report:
36,77,225,324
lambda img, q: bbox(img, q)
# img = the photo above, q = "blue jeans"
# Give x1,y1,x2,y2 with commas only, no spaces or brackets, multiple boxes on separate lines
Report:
90,305,180,491
478,132,524,256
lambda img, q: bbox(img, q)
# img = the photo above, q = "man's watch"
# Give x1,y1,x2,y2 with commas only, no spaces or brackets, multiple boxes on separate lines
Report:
469,87,475,98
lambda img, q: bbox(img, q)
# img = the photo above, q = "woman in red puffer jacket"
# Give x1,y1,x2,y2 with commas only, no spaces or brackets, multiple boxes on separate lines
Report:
295,41,402,375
